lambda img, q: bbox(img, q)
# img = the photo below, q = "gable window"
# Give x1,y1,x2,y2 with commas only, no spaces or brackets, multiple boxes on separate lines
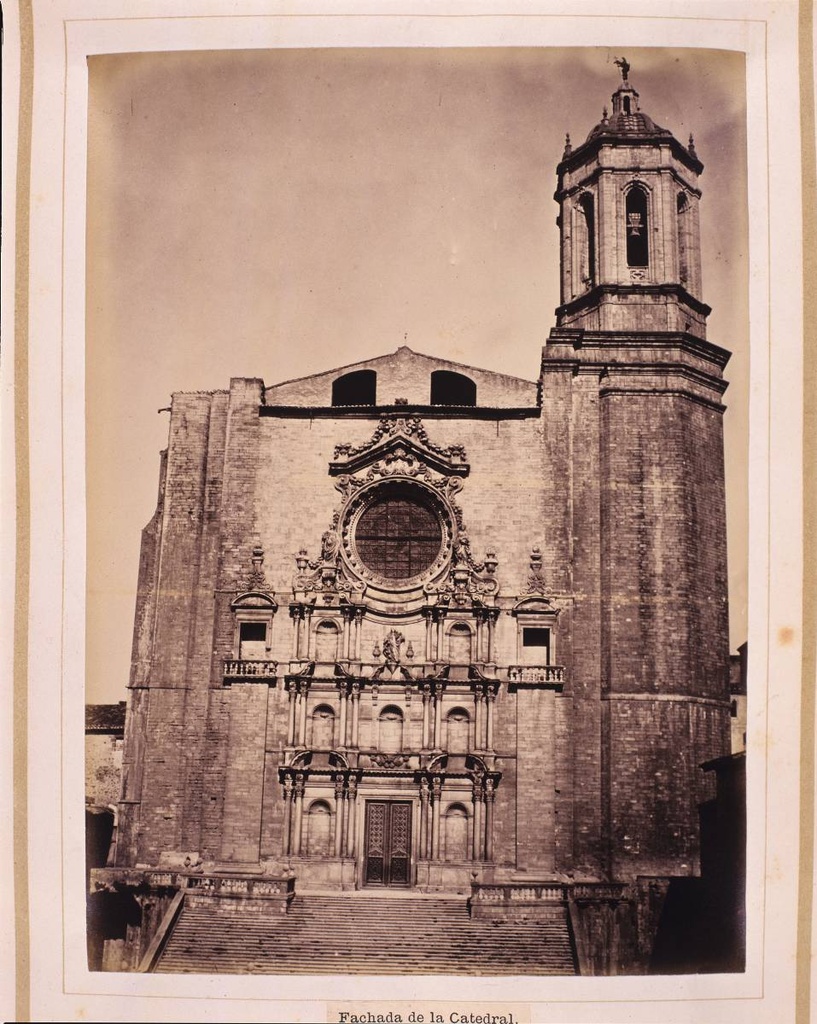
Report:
430,370,476,407
332,369,376,407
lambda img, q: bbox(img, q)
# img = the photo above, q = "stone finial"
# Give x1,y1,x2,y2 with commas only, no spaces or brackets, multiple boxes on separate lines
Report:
688,133,698,158
563,133,572,158
602,105,609,124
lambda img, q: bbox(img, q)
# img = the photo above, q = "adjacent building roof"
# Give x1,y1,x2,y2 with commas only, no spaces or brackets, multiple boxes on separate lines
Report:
85,702,127,733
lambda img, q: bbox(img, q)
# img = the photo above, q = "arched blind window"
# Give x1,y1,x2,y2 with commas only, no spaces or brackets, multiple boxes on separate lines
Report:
314,620,339,663
378,706,404,753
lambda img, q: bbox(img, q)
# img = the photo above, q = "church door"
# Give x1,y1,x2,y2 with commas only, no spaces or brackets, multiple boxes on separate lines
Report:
363,801,412,887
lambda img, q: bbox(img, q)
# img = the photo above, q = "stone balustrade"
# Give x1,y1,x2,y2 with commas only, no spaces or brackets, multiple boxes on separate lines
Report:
507,665,565,685
223,659,278,680
471,882,567,905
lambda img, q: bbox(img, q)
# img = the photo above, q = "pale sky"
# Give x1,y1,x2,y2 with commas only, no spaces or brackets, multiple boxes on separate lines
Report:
86,47,748,704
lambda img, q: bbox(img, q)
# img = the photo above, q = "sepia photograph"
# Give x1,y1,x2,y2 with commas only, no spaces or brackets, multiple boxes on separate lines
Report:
4,2,810,1022
84,46,748,978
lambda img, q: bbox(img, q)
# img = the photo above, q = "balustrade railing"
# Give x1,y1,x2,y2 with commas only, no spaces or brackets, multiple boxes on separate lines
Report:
507,665,565,684
186,875,295,900
471,882,566,904
223,659,278,679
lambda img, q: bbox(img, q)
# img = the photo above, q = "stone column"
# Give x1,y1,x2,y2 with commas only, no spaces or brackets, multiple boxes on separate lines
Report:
472,780,484,861
486,690,496,752
350,683,361,749
341,609,353,661
486,611,497,664
484,778,495,862
297,681,309,746
291,606,303,659
424,610,434,662
421,687,430,749
431,777,442,861
282,776,294,855
333,775,344,857
473,688,483,751
303,608,314,660
354,609,364,660
287,687,297,746
433,689,443,750
436,614,445,663
346,777,358,858
419,779,429,861
292,774,305,856
338,685,348,748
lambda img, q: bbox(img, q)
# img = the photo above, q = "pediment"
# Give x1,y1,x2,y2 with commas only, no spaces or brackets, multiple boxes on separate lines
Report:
231,591,278,610
329,416,469,479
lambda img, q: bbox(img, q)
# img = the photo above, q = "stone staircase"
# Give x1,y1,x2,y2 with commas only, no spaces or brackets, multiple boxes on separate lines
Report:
154,893,578,975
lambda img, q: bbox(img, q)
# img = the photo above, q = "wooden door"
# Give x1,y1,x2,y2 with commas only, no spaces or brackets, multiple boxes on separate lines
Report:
363,801,412,886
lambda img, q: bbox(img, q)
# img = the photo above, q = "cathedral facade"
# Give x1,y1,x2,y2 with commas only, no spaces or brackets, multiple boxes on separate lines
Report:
92,71,735,975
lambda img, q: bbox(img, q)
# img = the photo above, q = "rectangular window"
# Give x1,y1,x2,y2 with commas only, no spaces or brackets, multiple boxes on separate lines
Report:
522,628,550,648
240,622,266,642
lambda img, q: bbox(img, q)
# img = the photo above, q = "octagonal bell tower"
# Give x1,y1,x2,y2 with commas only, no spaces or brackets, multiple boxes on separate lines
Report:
540,63,732,885
555,63,707,338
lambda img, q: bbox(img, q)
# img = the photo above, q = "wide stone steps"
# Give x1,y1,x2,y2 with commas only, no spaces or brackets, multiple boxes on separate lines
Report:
155,894,577,975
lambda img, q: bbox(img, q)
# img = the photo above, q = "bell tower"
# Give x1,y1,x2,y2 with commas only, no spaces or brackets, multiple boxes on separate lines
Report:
555,61,707,338
540,63,732,883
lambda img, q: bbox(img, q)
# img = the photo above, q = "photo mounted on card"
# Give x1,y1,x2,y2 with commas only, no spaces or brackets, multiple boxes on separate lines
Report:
12,3,807,1022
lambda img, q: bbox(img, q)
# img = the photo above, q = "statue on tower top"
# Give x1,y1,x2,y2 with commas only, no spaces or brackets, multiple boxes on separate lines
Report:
613,57,631,82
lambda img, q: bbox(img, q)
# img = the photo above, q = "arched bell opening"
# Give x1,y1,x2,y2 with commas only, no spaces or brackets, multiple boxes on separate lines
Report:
625,184,650,268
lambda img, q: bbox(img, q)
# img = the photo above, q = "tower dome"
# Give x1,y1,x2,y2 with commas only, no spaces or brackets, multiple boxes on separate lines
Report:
554,62,708,338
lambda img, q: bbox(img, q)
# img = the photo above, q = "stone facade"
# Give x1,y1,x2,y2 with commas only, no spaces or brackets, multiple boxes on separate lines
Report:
92,72,737,975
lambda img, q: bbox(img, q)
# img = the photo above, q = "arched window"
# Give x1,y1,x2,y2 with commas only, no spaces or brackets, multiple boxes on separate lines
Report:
577,193,596,288
444,804,469,862
314,620,340,663
447,622,472,665
430,370,477,407
310,704,336,749
378,706,404,753
332,369,376,407
677,192,691,286
305,800,332,857
625,186,649,268
446,708,470,753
